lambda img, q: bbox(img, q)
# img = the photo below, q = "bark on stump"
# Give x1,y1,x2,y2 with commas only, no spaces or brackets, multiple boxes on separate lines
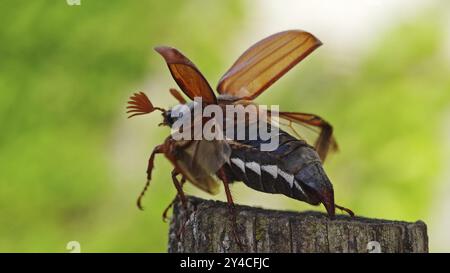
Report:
168,196,428,253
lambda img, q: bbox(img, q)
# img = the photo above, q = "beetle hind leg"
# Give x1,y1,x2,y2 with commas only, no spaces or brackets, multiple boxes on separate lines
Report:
336,203,355,217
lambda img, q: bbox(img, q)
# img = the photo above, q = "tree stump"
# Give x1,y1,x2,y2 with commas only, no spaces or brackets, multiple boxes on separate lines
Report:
168,196,428,253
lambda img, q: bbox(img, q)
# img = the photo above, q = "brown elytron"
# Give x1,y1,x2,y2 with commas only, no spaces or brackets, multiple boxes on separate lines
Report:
127,30,354,227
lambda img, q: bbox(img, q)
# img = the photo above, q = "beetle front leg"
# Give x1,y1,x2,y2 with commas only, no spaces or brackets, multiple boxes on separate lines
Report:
136,144,164,210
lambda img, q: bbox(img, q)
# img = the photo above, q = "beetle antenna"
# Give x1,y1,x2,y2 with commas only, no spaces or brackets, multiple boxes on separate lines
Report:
127,92,165,118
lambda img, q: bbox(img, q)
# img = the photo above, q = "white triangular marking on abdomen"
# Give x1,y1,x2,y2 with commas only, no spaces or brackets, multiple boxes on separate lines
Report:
277,169,294,188
245,162,261,176
230,158,246,174
261,165,278,179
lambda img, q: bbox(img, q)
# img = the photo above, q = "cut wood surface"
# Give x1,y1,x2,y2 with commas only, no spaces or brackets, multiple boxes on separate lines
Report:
168,196,428,253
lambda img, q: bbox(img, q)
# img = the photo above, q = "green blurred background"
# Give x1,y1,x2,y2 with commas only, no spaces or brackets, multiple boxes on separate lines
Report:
1,0,449,252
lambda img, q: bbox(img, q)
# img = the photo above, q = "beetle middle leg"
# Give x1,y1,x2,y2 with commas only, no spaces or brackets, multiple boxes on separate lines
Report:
162,175,186,222
218,167,244,250
171,169,192,237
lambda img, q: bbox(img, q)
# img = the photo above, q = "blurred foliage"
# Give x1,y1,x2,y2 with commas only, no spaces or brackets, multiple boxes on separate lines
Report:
0,0,244,252
0,1,449,252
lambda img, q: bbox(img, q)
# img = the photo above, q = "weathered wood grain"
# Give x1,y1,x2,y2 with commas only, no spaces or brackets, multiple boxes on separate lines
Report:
168,196,428,253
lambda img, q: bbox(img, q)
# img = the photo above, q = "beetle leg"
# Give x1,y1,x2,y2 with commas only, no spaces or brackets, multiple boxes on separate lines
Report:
137,144,164,210
171,169,187,209
171,169,192,237
162,176,186,222
336,203,355,217
218,167,244,250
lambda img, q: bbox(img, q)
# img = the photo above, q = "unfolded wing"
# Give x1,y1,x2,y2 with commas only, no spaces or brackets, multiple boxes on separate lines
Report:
155,46,217,104
217,30,322,100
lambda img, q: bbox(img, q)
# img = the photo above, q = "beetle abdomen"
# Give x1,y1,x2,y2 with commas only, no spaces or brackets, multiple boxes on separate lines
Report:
225,129,332,206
